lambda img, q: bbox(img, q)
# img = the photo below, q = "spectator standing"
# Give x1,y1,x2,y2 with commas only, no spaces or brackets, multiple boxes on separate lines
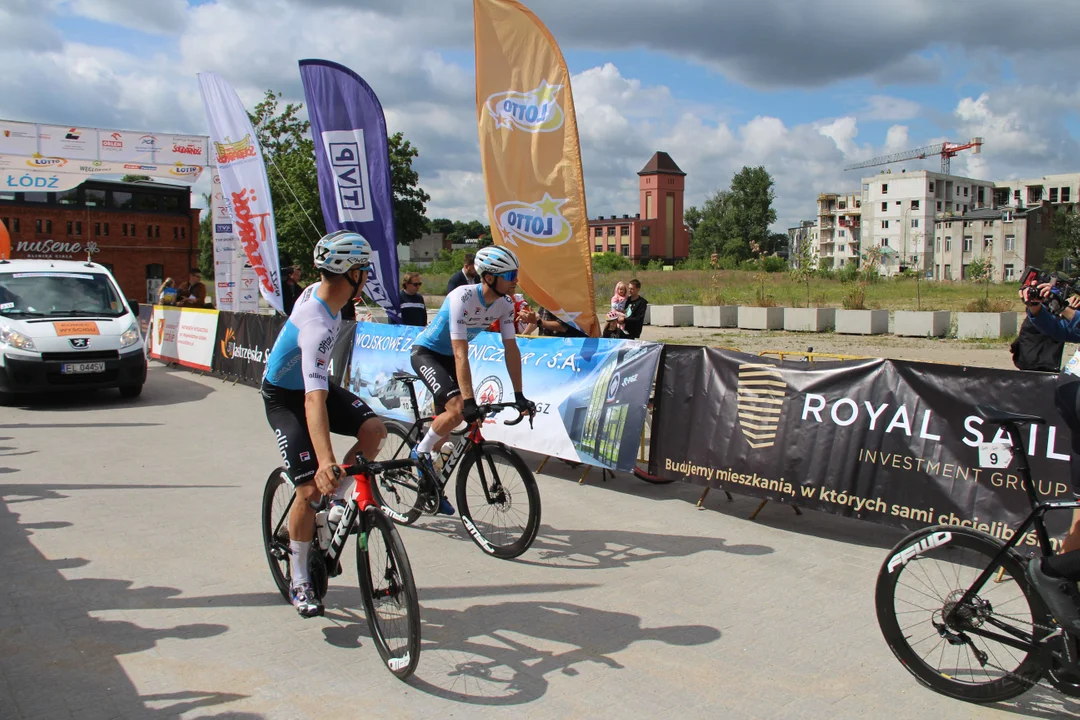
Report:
609,278,648,340
175,268,206,307
446,253,479,294
400,272,428,327
1011,316,1066,372
157,278,177,305
281,266,305,316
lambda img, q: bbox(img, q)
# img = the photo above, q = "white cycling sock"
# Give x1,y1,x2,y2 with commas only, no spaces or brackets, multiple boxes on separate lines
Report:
290,540,311,587
417,426,442,455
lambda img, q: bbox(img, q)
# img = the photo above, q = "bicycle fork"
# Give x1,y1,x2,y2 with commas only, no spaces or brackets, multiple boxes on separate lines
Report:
325,473,377,572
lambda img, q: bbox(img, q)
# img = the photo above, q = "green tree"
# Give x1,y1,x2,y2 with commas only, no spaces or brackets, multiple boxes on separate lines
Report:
121,174,151,183
1045,209,1080,271
788,233,817,308
389,132,431,245
427,217,455,236
198,195,214,280
688,189,734,259
729,165,777,259
967,255,994,300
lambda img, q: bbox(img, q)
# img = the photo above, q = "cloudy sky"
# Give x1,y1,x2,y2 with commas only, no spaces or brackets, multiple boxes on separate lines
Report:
3,0,1080,232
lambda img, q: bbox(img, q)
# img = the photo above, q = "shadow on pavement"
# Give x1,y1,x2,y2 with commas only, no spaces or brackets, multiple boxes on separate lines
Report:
6,363,215,412
403,516,773,570
0,484,262,719
988,686,1080,718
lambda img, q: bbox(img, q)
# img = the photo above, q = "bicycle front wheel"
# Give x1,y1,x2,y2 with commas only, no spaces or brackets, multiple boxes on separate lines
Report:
875,525,1048,703
455,443,541,559
262,467,294,602
370,421,426,525
356,507,421,680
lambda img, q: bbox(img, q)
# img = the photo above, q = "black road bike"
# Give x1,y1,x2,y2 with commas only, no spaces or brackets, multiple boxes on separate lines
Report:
875,404,1080,703
262,455,422,680
369,372,542,559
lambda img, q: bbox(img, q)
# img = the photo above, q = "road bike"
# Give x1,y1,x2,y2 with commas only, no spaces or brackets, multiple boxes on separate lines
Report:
368,371,542,560
262,455,422,680
875,404,1080,702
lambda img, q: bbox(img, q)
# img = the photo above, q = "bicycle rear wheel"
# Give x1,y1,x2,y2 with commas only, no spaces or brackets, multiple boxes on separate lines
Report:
875,525,1048,703
370,421,426,525
455,443,541,559
356,507,421,680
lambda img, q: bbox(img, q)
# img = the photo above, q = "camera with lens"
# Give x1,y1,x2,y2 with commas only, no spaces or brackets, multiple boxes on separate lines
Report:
1020,266,1078,315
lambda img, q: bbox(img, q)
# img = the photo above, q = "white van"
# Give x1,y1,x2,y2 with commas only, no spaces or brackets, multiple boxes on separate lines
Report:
0,259,147,401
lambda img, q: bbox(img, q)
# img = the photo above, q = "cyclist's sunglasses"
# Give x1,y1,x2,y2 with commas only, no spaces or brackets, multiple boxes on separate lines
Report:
494,269,518,282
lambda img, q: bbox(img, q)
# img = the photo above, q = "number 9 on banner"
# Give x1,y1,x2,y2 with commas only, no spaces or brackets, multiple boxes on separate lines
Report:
978,442,1013,469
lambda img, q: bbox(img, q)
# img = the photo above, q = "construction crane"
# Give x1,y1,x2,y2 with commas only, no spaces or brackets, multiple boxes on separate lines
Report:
844,137,983,175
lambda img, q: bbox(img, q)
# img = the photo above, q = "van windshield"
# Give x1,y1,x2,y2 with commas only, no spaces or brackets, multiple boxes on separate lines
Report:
0,271,126,318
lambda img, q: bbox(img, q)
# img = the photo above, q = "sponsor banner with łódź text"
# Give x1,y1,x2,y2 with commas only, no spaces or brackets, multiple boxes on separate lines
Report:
345,322,661,472
653,346,1074,547
149,305,219,372
212,311,285,386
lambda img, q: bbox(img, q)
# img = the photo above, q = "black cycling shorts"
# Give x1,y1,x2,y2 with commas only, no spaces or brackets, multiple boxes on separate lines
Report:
262,381,378,485
410,346,460,409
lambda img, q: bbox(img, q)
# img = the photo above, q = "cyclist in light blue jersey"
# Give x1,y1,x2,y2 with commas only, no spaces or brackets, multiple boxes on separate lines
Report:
409,246,535,513
262,230,387,618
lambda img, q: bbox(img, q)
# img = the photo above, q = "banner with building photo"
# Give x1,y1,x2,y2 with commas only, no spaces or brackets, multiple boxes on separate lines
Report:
345,322,661,472
652,346,1075,545
149,305,220,372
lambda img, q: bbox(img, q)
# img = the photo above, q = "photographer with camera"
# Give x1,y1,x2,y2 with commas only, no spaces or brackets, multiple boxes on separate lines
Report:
1020,275,1080,631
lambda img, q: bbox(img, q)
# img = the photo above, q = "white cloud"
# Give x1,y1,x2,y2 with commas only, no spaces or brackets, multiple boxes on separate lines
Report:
67,0,190,35
861,95,921,121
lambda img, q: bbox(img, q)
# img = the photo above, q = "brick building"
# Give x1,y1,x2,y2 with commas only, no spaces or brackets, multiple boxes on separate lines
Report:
587,152,690,264
0,179,200,303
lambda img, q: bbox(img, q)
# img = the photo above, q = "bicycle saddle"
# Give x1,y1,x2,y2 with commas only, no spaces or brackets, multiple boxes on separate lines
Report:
392,371,421,382
974,404,1047,426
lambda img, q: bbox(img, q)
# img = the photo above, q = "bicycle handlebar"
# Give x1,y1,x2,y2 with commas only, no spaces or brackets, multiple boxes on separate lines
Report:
475,401,535,429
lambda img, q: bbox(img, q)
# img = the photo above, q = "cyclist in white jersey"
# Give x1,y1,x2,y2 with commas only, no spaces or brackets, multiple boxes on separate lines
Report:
409,245,535,513
262,230,386,618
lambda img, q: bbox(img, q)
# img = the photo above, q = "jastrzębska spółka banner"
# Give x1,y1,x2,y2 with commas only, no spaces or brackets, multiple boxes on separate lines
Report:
473,0,599,338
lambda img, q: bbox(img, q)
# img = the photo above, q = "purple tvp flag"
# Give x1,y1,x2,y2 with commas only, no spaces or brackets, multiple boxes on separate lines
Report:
299,59,401,323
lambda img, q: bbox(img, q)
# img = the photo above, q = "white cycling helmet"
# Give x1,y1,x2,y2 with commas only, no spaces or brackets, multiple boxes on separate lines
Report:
474,245,520,277
313,230,372,274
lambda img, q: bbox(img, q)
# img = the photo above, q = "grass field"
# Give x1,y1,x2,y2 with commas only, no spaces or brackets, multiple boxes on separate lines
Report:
410,269,1023,313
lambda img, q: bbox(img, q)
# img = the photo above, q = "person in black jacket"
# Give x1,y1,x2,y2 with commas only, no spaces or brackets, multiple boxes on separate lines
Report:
1011,316,1065,372
400,272,428,326
446,254,478,294
608,278,648,339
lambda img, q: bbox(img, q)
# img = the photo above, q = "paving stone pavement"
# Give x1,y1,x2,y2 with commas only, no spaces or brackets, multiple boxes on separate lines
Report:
1,364,1078,719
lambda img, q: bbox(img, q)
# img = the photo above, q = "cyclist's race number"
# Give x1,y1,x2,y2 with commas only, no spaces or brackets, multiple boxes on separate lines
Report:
977,442,1013,469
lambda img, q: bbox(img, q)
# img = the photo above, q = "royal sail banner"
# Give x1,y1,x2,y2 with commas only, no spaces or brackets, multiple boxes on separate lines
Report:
0,120,206,183
197,72,283,313
652,346,1075,547
345,322,660,471
299,59,402,323
473,0,599,338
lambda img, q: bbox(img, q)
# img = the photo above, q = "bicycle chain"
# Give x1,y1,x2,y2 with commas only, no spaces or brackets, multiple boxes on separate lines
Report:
953,608,1068,693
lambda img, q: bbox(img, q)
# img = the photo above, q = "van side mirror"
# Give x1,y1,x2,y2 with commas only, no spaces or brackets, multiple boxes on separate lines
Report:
128,298,140,316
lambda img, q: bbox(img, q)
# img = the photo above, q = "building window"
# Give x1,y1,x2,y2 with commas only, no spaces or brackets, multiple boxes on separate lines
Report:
881,184,888,194
935,239,940,252
621,226,629,236
23,192,48,203
173,227,179,240
839,244,846,252
946,237,952,251
963,236,973,252
621,245,629,257
881,220,889,229
1005,234,1015,251
1064,187,1072,203
964,187,969,197
983,235,993,248
838,201,847,210
641,226,650,237
929,181,935,192
945,264,952,279
1004,264,1015,280
111,191,134,209
937,201,942,211
103,222,109,237
641,244,650,258
594,244,601,253
607,226,615,236
1051,188,1059,203
56,189,79,205
75,221,81,236
911,219,919,228
911,200,920,210
155,225,160,238
607,244,614,253
882,238,889,247
180,227,185,239
147,225,153,238
123,224,128,237
594,227,601,238
880,201,887,212
128,224,136,236
67,220,73,236
94,222,101,236
85,188,106,207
